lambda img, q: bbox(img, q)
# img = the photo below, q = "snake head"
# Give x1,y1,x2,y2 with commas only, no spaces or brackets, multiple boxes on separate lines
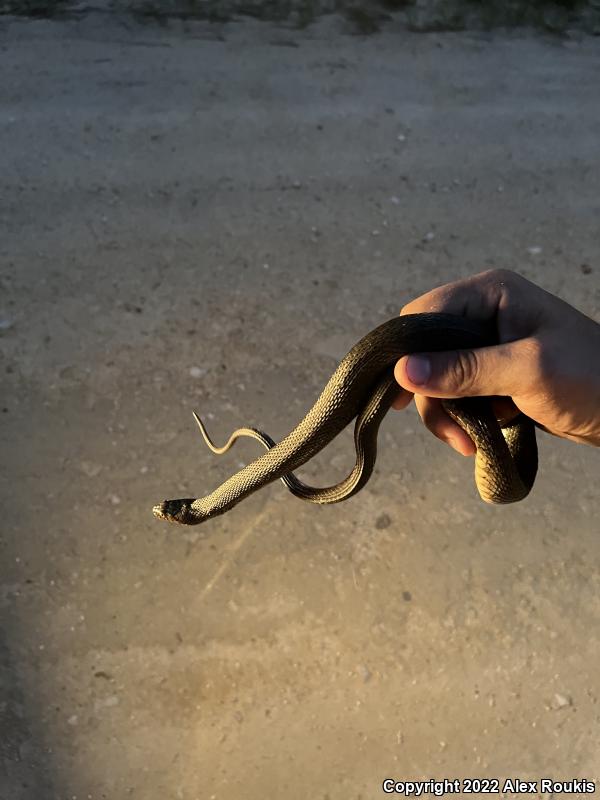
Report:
153,498,199,525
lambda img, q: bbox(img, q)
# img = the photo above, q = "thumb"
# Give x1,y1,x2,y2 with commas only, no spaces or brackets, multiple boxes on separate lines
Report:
394,340,531,399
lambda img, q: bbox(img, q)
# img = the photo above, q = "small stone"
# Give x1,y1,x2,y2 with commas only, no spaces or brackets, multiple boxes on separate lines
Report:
423,231,435,242
189,366,206,378
0,318,14,332
95,695,119,711
80,461,102,478
357,664,372,683
109,494,121,505
68,715,78,725
527,246,542,255
390,196,400,204
375,513,391,529
554,693,571,708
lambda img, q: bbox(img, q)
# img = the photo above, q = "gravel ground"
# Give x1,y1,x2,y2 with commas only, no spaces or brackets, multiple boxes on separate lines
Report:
0,11,599,800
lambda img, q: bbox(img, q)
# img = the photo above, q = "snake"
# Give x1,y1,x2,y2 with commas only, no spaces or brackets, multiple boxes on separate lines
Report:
152,312,538,526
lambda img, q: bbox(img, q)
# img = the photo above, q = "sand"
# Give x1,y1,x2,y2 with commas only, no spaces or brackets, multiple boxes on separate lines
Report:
1,10,599,799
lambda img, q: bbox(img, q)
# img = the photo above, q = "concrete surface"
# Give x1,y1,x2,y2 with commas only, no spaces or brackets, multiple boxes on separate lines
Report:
0,10,599,800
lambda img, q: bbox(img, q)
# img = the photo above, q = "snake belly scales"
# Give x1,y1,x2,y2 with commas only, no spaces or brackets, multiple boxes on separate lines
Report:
153,312,538,525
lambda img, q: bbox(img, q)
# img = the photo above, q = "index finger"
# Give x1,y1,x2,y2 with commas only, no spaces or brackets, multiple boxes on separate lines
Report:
400,268,512,322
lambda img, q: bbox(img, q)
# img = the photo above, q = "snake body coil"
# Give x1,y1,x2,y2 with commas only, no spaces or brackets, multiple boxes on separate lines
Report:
153,313,538,525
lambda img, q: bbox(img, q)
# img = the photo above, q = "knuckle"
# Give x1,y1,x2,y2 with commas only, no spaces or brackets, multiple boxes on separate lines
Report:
519,336,546,384
494,267,517,282
448,349,480,393
482,267,518,285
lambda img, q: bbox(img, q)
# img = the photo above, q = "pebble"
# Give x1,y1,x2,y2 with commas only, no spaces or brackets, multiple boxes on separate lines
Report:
94,695,119,712
375,513,392,529
189,366,206,378
80,461,102,478
0,318,14,332
527,246,542,255
554,692,571,708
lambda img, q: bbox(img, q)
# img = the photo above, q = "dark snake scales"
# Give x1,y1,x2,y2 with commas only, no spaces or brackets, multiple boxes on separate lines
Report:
153,313,538,525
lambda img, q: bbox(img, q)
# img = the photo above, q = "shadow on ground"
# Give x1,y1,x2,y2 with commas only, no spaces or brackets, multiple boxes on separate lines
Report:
2,0,600,35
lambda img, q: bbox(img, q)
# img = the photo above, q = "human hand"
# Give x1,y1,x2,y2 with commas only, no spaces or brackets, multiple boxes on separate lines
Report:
392,269,600,453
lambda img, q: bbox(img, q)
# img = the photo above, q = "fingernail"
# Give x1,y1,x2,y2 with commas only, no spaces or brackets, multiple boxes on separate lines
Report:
406,355,431,386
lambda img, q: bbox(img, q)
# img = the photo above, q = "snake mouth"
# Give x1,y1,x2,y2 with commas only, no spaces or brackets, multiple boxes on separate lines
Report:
152,498,198,525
